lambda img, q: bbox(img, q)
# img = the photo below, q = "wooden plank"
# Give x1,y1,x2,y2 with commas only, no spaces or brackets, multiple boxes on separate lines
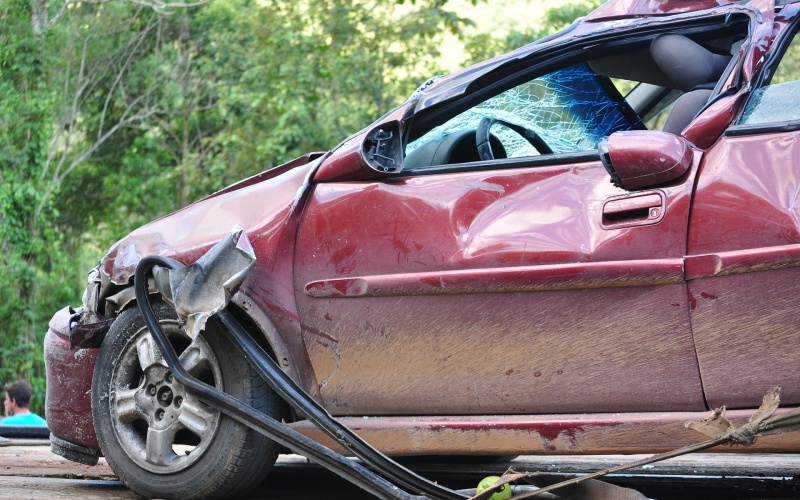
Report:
0,477,137,500
0,444,116,481
402,453,800,479
1,441,799,499
3,442,800,479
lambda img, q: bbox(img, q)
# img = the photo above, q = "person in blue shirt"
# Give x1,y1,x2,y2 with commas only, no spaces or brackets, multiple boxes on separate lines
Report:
2,379,47,426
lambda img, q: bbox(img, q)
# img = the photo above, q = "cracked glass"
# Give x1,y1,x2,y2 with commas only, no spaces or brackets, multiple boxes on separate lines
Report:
741,29,800,125
407,63,644,162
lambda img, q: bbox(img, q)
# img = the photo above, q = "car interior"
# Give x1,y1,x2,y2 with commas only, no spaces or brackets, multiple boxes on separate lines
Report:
404,21,749,170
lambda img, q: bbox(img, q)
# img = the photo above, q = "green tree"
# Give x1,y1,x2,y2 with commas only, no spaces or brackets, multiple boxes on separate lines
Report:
463,0,603,64
0,0,203,413
0,0,72,414
194,0,474,186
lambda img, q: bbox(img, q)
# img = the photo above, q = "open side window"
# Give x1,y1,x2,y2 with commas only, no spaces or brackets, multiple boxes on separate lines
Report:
403,18,749,173
405,62,644,169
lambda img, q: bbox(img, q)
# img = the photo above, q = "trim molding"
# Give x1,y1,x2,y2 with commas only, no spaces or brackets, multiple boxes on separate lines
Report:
685,243,800,280
305,259,684,298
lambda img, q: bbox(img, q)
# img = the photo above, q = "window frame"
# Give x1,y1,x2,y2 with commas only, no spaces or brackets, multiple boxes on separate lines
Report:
726,14,800,137
399,14,752,176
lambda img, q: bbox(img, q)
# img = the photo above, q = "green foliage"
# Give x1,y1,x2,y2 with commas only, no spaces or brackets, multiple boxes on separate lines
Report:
463,0,603,63
772,30,800,84
196,0,465,186
0,0,77,415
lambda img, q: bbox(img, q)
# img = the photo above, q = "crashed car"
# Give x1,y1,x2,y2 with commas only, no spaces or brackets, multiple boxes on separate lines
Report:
44,0,800,498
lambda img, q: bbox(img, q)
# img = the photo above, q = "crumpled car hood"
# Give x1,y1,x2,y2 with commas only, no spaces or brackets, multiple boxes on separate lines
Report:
100,155,319,285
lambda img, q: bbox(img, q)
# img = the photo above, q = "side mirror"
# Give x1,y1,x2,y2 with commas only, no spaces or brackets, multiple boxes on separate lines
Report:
362,120,403,174
314,120,403,182
599,131,693,190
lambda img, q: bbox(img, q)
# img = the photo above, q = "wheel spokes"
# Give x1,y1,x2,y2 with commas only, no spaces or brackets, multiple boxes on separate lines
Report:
136,333,166,371
179,337,215,379
114,387,149,423
145,426,178,466
116,329,222,472
177,395,218,440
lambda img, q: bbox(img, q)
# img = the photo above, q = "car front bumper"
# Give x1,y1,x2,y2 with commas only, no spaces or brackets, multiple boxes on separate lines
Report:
44,306,100,453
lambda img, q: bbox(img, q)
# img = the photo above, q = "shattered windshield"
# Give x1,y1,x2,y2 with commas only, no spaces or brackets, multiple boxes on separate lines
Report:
407,63,644,160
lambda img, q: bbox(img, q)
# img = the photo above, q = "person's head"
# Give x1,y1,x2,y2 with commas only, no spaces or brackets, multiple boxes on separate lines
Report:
4,380,33,416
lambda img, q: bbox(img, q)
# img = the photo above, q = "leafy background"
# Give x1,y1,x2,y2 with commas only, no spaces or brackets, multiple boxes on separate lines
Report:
0,0,600,415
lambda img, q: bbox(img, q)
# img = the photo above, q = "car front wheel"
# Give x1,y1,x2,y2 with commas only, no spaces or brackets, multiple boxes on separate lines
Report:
92,300,282,499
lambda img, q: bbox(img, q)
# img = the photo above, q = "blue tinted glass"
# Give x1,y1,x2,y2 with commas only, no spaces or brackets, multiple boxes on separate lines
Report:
408,62,643,159
536,63,645,152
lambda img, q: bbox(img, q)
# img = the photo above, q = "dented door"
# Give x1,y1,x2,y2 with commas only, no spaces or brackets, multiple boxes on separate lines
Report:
293,158,706,416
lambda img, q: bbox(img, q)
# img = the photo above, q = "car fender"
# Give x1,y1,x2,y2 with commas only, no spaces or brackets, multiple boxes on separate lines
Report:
98,155,323,394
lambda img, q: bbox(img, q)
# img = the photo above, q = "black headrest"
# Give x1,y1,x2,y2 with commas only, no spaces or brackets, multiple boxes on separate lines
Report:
650,34,732,92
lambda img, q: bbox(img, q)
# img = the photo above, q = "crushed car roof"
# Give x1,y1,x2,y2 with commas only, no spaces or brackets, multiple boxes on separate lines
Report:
583,0,743,21
412,0,771,113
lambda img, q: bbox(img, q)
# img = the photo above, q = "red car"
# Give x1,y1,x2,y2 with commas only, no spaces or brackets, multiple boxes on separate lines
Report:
44,0,800,498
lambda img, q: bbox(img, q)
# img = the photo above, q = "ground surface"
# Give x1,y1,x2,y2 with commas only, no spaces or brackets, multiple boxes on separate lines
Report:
1,439,799,499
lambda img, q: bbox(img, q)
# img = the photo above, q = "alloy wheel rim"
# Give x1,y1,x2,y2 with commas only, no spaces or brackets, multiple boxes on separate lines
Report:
109,322,222,474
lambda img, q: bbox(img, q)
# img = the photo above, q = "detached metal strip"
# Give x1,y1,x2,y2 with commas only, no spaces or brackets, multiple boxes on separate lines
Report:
134,256,423,500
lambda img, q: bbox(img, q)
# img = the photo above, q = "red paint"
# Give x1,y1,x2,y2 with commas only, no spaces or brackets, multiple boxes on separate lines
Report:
604,131,693,190
686,15,800,407
44,307,99,449
101,163,313,284
687,94,743,151
686,244,800,280
304,258,684,298
290,411,800,455
294,154,703,415
312,136,373,183
537,424,585,451
421,418,623,434
585,0,740,21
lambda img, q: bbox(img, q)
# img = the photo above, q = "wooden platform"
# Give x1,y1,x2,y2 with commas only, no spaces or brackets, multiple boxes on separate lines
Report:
1,439,798,499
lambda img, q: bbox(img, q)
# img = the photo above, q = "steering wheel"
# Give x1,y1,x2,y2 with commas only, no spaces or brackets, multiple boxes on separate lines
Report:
476,117,553,161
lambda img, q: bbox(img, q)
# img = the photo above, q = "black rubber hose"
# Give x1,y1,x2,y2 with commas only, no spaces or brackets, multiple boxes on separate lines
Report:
134,255,421,500
217,309,468,500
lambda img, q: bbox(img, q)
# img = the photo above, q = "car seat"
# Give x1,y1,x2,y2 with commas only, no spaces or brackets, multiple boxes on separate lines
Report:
650,34,732,135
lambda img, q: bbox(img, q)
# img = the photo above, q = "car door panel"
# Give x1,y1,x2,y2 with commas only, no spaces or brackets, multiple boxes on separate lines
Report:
294,159,706,416
688,132,800,408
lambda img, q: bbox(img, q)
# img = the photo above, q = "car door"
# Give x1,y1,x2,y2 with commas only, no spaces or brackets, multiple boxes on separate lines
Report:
687,6,800,409
293,58,706,417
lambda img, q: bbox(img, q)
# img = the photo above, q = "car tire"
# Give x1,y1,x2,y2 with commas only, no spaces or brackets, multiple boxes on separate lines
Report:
92,300,282,499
